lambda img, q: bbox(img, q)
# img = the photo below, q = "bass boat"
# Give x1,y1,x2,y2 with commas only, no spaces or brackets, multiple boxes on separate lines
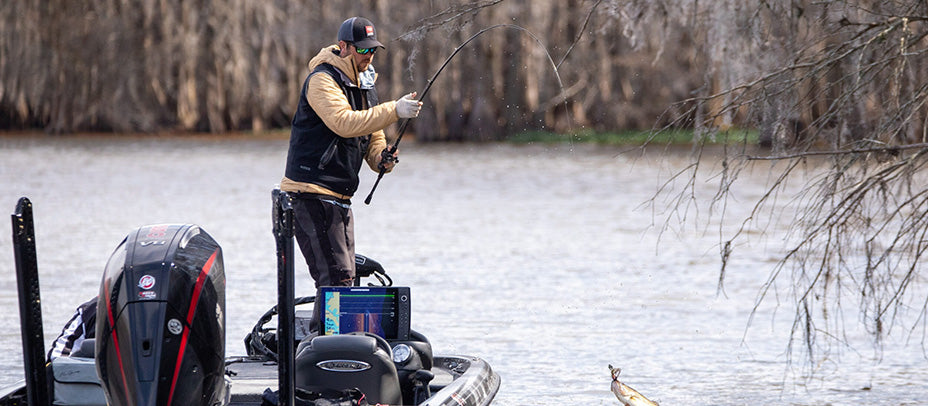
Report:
3,191,499,406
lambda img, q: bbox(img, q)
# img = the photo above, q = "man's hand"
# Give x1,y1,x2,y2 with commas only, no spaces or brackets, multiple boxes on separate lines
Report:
396,92,422,118
378,148,399,172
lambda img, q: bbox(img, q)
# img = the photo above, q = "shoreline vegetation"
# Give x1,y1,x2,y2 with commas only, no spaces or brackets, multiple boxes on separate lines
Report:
507,128,760,146
0,128,760,147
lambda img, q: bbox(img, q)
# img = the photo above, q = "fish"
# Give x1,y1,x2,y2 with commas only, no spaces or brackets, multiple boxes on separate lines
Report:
609,364,659,406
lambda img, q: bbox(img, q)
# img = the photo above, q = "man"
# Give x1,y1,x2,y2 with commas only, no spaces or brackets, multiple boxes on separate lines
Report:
281,16,421,288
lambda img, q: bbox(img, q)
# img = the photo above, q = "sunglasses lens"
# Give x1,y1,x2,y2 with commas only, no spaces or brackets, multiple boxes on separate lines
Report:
357,47,374,55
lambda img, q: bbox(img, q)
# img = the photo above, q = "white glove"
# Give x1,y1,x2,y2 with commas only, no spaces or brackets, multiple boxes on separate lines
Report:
396,92,422,118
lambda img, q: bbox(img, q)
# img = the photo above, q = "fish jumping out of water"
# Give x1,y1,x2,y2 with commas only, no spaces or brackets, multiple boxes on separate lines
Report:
609,365,659,406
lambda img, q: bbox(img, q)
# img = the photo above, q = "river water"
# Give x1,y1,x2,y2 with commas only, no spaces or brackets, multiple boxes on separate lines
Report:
0,134,926,405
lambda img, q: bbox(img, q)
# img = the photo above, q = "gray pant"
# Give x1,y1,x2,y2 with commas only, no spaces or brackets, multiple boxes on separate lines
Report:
291,195,356,288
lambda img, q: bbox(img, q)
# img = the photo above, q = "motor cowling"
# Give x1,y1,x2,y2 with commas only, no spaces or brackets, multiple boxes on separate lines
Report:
95,224,226,406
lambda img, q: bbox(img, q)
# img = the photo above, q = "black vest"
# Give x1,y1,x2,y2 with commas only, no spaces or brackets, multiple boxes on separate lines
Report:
284,63,379,197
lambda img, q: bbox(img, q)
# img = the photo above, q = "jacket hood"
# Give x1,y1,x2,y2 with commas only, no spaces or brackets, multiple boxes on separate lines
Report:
308,45,359,85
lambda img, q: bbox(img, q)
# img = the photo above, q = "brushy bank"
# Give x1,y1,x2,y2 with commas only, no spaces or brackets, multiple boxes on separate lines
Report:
507,129,759,146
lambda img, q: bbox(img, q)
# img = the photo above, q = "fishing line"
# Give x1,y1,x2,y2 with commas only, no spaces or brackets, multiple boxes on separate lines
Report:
365,23,573,204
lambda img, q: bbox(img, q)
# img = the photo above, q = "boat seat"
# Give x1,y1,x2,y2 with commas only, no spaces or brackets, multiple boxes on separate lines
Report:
70,338,96,358
50,354,106,406
294,333,401,405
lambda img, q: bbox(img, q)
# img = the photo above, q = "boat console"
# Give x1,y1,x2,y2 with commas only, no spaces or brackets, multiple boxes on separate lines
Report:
292,286,435,405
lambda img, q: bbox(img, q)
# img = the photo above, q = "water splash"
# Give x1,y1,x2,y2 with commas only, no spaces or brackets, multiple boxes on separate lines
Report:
395,0,505,43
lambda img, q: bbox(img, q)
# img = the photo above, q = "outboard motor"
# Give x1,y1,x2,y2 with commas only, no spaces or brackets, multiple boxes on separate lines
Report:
95,224,227,406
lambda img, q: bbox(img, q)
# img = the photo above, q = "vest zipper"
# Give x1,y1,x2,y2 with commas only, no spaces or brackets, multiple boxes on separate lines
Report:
318,138,338,170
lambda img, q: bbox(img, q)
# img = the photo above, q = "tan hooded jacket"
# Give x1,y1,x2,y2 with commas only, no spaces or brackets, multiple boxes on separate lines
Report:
281,45,400,199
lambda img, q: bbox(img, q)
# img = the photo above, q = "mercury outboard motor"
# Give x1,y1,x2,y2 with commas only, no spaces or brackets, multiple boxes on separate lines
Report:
95,224,227,406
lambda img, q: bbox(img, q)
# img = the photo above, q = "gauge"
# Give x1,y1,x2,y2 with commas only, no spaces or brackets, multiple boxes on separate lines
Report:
392,343,411,363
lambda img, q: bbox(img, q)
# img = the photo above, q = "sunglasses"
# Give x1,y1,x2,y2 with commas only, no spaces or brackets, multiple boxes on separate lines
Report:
353,44,376,55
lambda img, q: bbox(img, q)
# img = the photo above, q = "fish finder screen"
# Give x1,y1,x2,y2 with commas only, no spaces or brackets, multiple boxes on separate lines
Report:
320,286,409,340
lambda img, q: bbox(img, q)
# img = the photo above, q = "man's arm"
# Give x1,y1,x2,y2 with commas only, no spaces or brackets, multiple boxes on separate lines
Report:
307,73,399,138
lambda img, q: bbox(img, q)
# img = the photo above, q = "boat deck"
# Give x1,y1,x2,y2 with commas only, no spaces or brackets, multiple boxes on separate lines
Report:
225,355,458,405
0,354,497,406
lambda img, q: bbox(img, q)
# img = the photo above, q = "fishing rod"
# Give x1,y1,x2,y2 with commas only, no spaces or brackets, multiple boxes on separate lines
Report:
364,23,569,204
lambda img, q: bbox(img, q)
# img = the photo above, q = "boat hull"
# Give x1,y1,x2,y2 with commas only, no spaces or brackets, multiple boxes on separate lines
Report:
0,354,499,406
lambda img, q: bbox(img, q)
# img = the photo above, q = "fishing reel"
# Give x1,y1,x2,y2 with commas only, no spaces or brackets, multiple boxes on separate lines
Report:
377,147,399,172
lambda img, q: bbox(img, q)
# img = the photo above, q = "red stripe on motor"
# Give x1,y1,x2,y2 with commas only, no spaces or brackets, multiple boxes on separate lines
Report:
105,279,132,403
166,249,218,406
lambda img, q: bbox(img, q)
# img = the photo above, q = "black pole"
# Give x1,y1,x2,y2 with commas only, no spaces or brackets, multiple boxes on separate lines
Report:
11,197,51,406
272,189,296,406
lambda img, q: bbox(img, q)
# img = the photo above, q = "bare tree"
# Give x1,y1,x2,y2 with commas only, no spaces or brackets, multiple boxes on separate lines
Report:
1,0,702,136
628,0,928,366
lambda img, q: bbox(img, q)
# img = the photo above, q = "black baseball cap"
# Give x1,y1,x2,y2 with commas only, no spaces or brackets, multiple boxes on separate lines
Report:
337,17,384,49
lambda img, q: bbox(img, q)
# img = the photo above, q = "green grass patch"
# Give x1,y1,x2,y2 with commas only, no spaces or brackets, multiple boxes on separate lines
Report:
507,129,758,145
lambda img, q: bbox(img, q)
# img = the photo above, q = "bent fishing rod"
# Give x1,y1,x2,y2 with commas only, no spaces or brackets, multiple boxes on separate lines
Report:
364,24,566,204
